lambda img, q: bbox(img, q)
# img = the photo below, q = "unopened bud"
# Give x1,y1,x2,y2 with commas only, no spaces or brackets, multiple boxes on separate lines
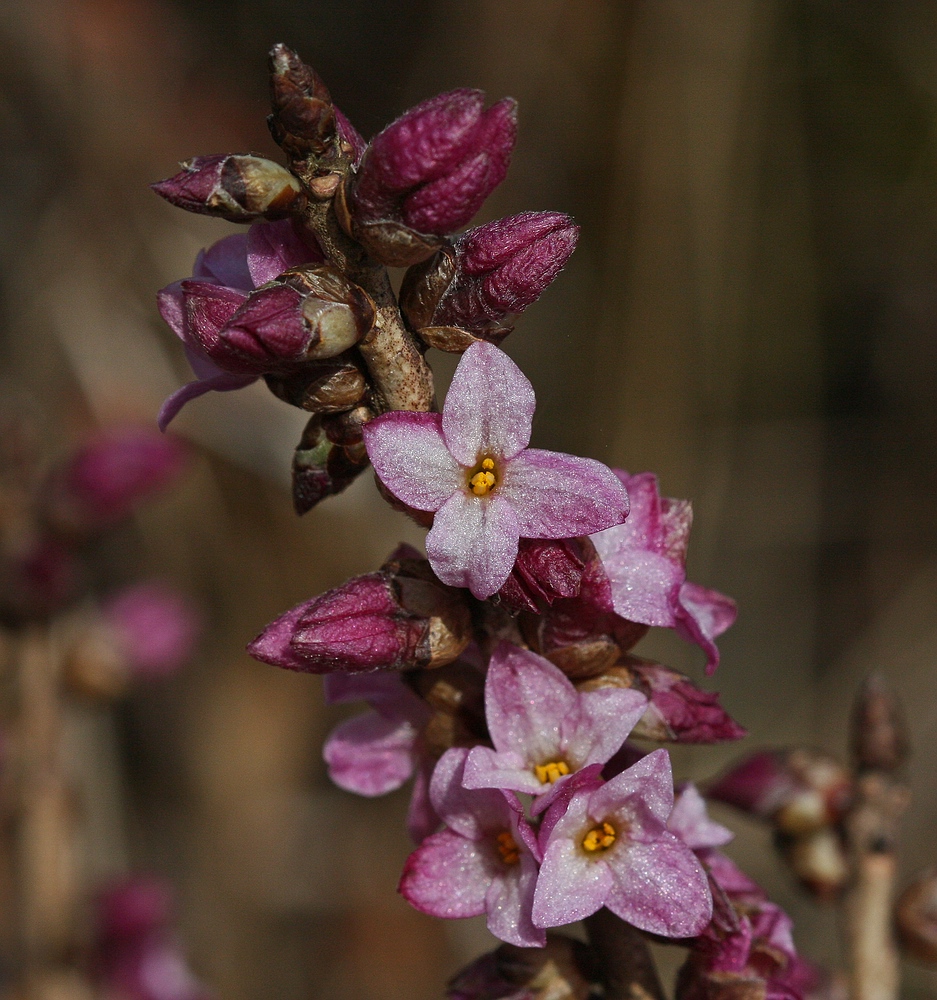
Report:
709,749,852,834
579,656,746,744
265,356,369,413
267,44,336,157
401,212,579,351
498,538,585,613
291,415,369,514
152,154,305,222
896,868,937,964
342,89,517,266
777,828,849,900
850,673,908,773
221,267,375,368
248,551,471,674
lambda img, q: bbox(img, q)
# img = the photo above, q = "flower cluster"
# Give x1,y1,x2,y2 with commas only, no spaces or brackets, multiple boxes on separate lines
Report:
152,45,817,1000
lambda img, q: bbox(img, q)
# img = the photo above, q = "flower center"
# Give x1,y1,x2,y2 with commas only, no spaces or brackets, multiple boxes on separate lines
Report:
534,760,570,784
496,830,520,865
468,457,497,496
582,821,617,853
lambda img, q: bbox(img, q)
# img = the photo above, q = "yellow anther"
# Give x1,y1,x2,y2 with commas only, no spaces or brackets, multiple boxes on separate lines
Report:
534,760,570,784
481,458,495,471
582,821,616,853
496,830,520,865
470,471,497,496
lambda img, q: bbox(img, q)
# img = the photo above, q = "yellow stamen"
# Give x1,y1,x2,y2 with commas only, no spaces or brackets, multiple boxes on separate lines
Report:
496,830,520,865
468,457,498,496
534,760,570,784
582,821,616,853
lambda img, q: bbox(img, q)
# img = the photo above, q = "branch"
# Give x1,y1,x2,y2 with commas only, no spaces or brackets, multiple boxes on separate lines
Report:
584,908,665,1000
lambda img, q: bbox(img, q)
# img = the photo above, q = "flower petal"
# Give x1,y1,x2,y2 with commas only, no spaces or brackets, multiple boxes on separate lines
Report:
532,836,612,928
571,687,648,767
441,342,534,464
156,281,186,340
157,373,256,431
604,832,712,937
485,852,545,947
193,233,252,289
500,449,630,537
323,711,417,795
399,830,490,918
246,219,322,286
668,784,734,851
462,745,544,796
592,549,683,627
430,747,514,839
363,411,462,511
674,581,738,675
590,748,675,828
426,492,520,599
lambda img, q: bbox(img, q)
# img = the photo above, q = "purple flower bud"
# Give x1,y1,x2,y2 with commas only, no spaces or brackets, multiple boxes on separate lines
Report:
708,749,853,834
96,876,174,944
45,427,188,532
345,89,517,266
220,267,375,369
291,414,369,515
248,549,472,673
400,212,579,350
152,154,305,222
267,44,336,157
102,581,202,679
497,538,585,613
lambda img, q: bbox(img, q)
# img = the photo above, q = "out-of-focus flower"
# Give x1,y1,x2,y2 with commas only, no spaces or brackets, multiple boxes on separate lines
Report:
44,427,187,533
400,747,544,947
589,471,736,673
156,220,323,428
400,212,579,351
364,342,629,599
532,749,712,937
462,643,646,802
0,534,78,619
247,544,471,673
344,89,517,265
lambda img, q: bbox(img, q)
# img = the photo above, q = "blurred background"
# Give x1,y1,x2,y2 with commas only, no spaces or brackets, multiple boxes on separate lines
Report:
2,0,937,997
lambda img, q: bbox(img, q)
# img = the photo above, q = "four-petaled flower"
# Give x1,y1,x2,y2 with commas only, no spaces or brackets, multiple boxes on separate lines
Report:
363,341,630,599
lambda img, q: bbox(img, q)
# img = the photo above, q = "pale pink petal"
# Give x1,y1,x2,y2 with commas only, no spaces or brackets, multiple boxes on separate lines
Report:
323,711,417,795
593,549,683,627
675,581,738,675
193,233,252,289
604,833,712,937
608,471,663,551
590,749,675,828
246,219,322,286
363,411,462,510
485,852,544,947
430,747,514,839
462,745,543,796
532,836,612,928
323,672,431,726
441,342,534,465
500,449,630,537
426,492,520,598
668,784,734,851
157,373,256,431
399,830,490,918
570,687,648,766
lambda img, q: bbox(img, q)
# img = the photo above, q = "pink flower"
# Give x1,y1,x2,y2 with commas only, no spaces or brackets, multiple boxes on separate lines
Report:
532,749,712,937
462,643,647,802
399,748,544,948
589,471,737,673
321,671,439,842
157,220,321,428
668,783,734,852
363,342,630,599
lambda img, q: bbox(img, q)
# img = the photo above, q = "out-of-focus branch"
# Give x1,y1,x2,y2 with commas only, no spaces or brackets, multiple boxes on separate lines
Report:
584,908,665,1000
843,676,910,1000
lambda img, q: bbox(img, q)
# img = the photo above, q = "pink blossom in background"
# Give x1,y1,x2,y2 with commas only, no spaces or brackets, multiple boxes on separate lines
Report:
102,581,201,679
364,342,630,598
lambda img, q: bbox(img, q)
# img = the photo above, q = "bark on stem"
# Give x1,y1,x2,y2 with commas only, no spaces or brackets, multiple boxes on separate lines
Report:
584,908,665,1000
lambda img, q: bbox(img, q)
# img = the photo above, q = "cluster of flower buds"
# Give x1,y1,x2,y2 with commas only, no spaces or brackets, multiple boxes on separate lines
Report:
91,876,212,1000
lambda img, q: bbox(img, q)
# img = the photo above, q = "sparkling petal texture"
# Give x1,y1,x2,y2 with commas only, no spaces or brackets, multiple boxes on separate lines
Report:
668,784,734,851
442,341,534,464
430,748,516,840
364,412,462,510
500,450,630,537
590,749,676,828
484,847,544,947
426,491,520,599
323,711,417,795
399,830,490,918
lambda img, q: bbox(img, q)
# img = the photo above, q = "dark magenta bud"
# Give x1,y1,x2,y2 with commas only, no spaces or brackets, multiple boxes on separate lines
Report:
400,212,579,351
267,44,336,157
343,89,517,266
45,427,188,532
220,266,375,369
180,280,254,374
290,414,370,515
248,550,471,674
151,154,305,222
497,538,585,613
